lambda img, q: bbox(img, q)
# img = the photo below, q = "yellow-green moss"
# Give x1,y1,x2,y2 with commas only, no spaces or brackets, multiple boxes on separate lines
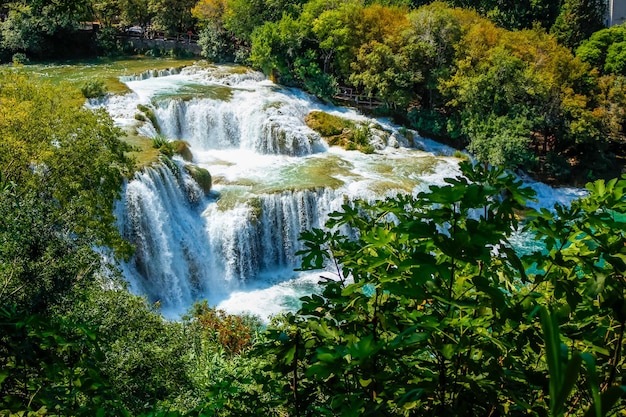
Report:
122,132,160,168
137,104,161,133
305,111,376,154
305,110,354,137
184,165,212,194
172,140,193,162
453,150,470,161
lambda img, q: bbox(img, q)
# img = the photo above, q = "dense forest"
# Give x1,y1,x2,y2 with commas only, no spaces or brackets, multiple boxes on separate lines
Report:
2,0,626,416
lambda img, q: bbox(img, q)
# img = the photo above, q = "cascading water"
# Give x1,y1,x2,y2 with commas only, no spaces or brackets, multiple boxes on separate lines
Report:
100,62,585,321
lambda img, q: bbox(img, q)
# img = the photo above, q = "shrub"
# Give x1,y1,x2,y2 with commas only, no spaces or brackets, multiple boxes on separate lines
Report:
11,52,28,65
352,125,371,146
188,300,262,355
152,134,174,157
80,79,107,99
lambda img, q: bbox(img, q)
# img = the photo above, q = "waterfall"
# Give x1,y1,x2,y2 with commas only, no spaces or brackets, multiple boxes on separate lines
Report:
118,162,213,308
119,67,183,82
102,63,584,320
117,157,343,313
153,90,325,156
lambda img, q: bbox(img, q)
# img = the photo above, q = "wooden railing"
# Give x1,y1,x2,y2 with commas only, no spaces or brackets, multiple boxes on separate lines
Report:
334,86,383,108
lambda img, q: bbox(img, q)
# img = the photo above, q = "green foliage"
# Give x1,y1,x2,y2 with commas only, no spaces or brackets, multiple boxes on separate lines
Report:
11,52,28,65
0,304,129,416
223,0,306,42
542,151,572,181
152,134,174,157
304,110,350,137
253,162,626,416
148,0,196,36
0,0,95,59
243,0,624,180
464,113,536,168
0,73,134,309
198,23,239,63
550,0,606,49
68,286,198,414
0,70,137,415
249,14,309,85
440,0,561,31
96,27,125,56
293,49,339,100
1,4,46,56
350,39,424,108
605,41,626,75
80,79,108,99
576,26,626,75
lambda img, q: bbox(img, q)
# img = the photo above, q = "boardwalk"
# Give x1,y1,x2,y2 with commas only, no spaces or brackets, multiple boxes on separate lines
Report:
334,86,384,108
117,33,202,56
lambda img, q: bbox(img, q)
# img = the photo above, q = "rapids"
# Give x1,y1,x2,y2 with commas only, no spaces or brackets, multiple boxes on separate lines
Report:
96,62,584,321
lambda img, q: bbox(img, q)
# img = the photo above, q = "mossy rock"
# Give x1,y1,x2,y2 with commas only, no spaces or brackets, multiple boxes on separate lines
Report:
305,110,355,137
172,140,193,162
137,104,161,134
305,111,376,153
184,165,212,194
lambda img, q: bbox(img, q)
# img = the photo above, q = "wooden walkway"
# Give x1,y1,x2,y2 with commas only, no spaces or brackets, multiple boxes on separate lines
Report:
334,87,384,108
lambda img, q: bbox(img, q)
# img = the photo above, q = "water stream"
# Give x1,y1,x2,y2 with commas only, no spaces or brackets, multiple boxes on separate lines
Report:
96,62,585,321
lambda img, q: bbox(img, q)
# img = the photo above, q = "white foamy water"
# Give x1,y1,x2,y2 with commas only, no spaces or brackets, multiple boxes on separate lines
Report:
98,63,583,322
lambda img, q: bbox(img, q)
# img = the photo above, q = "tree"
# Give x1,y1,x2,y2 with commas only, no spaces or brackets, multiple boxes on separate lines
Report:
148,0,196,36
551,0,606,49
312,2,410,84
593,74,626,144
92,0,121,27
350,39,424,107
445,46,542,168
347,5,419,107
0,0,95,58
223,0,306,42
0,72,134,311
0,73,134,414
0,3,46,55
192,0,228,29
119,0,153,28
577,25,626,77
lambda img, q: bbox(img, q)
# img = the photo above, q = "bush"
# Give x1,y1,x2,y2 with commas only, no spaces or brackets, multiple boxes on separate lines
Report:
11,52,28,65
80,79,107,99
352,125,371,146
542,151,571,180
187,301,262,355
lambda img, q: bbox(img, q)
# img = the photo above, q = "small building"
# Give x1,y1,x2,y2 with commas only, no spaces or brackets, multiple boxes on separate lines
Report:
606,0,626,26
